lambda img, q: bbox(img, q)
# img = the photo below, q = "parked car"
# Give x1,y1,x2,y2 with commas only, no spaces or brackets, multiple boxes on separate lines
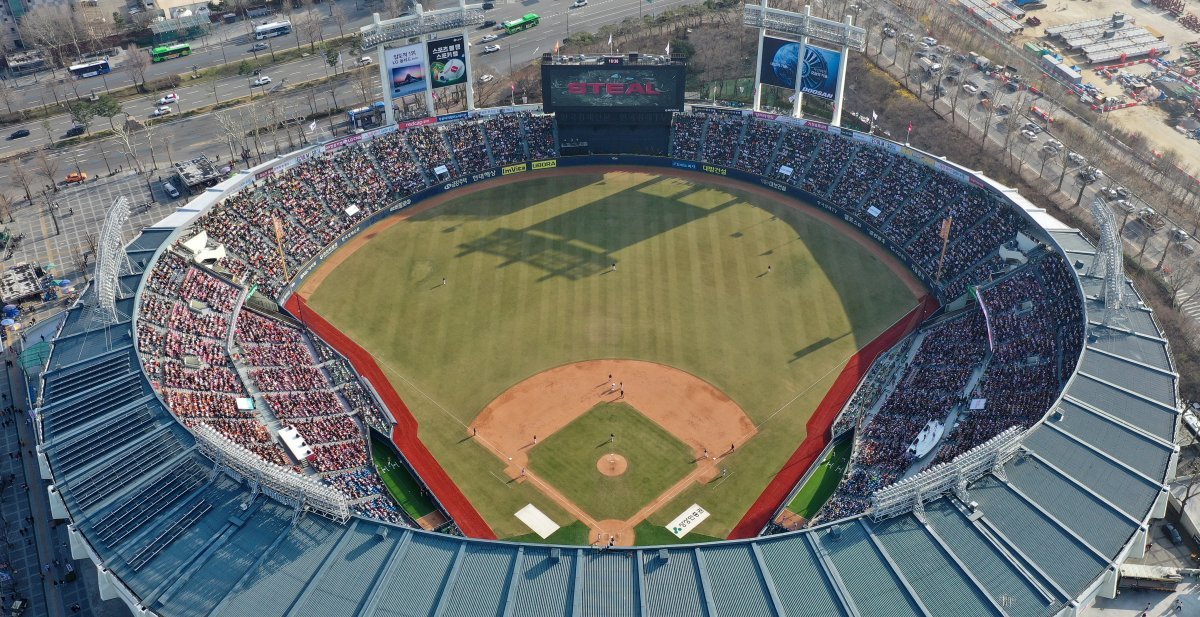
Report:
962,82,979,94
482,1,494,8
1170,228,1190,243
1022,121,1043,134
936,44,952,54
1045,139,1063,151
65,171,88,183
7,129,30,140
252,76,272,86
1113,199,1134,214
483,44,501,54
921,36,938,46
150,105,172,118
481,34,499,42
64,125,86,138
882,26,897,37
997,103,1012,114
900,32,916,43
1067,151,1086,166
979,89,993,99
478,20,496,29
157,92,178,105
1163,523,1183,545
1020,129,1038,142
478,74,494,83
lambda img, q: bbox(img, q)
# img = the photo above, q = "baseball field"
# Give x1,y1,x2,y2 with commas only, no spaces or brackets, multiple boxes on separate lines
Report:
300,169,920,543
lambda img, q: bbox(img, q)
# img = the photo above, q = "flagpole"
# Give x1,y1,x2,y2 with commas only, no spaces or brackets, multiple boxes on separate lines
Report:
935,216,952,282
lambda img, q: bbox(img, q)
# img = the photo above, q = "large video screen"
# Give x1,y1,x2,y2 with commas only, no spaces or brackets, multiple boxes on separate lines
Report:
541,64,686,112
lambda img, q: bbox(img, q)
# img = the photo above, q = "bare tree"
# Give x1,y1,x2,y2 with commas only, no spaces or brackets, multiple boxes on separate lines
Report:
111,115,144,173
213,110,245,161
35,148,61,192
0,80,15,115
330,3,349,38
124,45,150,91
353,68,374,106
8,160,34,203
298,11,323,52
382,0,406,18
0,192,14,224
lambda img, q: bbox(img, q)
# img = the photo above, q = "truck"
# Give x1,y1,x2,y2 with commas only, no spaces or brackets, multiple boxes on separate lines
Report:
918,57,943,75
969,52,992,70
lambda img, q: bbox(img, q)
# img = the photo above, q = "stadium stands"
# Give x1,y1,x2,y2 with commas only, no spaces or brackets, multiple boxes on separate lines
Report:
36,108,1177,617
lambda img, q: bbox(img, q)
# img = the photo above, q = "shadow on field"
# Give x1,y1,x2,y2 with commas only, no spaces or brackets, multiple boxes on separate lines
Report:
789,332,850,363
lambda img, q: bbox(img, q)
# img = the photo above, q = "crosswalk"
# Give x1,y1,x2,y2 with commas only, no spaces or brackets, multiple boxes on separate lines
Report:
1181,297,1200,321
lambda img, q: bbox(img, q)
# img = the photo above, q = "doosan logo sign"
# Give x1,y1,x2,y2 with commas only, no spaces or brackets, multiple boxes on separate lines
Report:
566,82,663,95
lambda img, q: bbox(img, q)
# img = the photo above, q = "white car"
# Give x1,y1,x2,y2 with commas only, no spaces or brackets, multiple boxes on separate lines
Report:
481,34,499,43
961,83,979,94
1020,129,1038,142
922,36,938,46
356,56,372,66
483,44,501,54
478,74,495,83
252,76,272,87
157,93,178,105
150,105,172,118
1067,151,1087,166
1171,228,1190,243
571,0,588,6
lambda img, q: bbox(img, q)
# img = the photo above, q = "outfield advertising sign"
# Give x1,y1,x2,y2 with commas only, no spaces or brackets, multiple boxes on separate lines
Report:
760,36,842,101
427,36,467,90
666,504,710,538
386,44,428,98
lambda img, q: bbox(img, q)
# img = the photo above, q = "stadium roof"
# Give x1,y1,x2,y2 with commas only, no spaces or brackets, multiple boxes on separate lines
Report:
37,128,1178,617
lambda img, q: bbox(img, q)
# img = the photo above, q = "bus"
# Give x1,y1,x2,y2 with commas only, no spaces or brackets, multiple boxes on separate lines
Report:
254,21,292,40
502,13,539,34
149,43,192,63
68,58,112,79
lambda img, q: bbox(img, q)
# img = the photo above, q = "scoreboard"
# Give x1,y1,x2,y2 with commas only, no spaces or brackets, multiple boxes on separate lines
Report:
541,62,686,113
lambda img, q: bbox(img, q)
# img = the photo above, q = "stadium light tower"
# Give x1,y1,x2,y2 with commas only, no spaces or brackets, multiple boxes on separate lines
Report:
359,1,486,125
91,196,131,325
744,2,865,126
1086,198,1128,325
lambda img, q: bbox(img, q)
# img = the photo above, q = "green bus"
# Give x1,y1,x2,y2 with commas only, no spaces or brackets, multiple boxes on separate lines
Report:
502,13,539,34
150,43,191,63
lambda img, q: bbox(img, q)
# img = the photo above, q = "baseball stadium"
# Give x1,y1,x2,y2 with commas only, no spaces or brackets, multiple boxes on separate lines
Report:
33,48,1179,617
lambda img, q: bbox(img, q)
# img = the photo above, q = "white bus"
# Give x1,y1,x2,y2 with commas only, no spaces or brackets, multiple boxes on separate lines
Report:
254,21,291,40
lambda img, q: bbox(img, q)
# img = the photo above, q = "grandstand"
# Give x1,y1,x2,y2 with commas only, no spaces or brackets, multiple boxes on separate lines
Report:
35,106,1178,616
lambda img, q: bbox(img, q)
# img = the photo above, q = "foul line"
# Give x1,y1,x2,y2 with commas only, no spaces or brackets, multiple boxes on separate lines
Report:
370,353,469,429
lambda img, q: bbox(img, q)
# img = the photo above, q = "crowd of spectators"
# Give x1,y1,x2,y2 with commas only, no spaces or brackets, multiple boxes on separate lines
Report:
311,442,368,473
734,120,783,176
406,125,457,177
827,145,893,210
800,134,856,197
481,113,526,165
368,131,431,196
445,121,492,174
701,114,745,167
669,113,706,160
262,391,343,420
290,415,360,445
524,114,558,160
250,366,329,392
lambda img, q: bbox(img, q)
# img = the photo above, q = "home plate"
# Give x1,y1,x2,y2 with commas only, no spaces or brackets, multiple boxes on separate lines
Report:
515,504,560,539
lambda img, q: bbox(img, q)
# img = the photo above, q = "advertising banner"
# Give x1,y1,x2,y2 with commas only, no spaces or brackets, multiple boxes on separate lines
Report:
386,44,428,98
541,65,686,112
666,504,710,538
427,36,467,90
760,36,842,101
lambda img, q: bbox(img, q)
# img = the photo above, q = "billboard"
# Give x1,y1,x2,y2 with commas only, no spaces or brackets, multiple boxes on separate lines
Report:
541,65,686,112
427,36,467,90
385,43,428,98
760,36,842,101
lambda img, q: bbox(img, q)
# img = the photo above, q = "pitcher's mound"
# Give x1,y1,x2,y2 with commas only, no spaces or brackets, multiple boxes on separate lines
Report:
597,453,628,477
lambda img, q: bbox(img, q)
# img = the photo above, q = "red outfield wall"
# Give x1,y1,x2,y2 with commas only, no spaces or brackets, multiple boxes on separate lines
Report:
285,295,497,539
727,295,939,540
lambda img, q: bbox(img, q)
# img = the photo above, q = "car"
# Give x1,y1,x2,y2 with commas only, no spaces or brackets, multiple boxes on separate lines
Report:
252,76,272,86
482,1,494,8
64,125,86,138
1163,523,1183,545
483,44,501,54
1170,228,1190,243
481,34,499,43
571,0,588,6
494,22,506,30
1030,105,1054,123
997,103,1012,114
946,65,962,76
157,93,178,105
936,44,952,54
1045,139,1063,151
1022,122,1043,134
921,36,938,46
899,32,916,43
1113,199,1134,214
250,42,268,52
478,20,496,29
65,171,88,183
979,89,993,99
882,26,897,38
478,74,494,83
150,105,172,118
1067,151,1086,166
356,55,372,66
1184,409,1200,438
7,129,30,140
1020,129,1038,142
961,83,979,94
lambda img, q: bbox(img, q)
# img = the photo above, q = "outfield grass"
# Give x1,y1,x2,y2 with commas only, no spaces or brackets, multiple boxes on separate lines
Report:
527,403,695,521
371,436,438,520
785,436,853,518
308,171,917,539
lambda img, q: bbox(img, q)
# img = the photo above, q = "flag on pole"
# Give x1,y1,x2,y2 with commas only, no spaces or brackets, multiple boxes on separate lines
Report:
608,32,613,53
665,41,671,55
553,40,561,54
307,120,317,133
907,122,913,134
511,83,516,92
871,110,878,121
939,217,953,240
